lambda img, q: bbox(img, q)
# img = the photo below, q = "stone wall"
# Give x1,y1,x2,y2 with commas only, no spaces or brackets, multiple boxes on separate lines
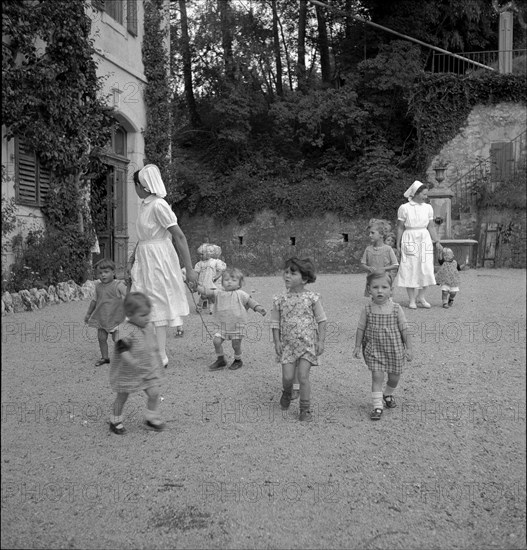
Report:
180,210,379,275
1,280,96,315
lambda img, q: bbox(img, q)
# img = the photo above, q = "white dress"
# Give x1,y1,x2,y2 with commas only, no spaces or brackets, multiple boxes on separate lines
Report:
396,200,436,288
131,195,189,326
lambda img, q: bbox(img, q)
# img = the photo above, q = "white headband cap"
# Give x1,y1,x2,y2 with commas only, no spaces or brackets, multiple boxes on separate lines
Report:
139,164,167,198
404,180,424,201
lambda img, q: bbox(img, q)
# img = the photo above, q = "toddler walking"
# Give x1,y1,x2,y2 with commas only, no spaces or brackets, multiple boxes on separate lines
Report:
198,267,266,371
194,243,226,313
360,219,399,296
271,258,327,422
84,259,127,366
353,271,412,420
436,247,462,308
109,292,165,434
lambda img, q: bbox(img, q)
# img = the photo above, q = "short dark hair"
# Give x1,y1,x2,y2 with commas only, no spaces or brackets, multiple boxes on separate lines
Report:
95,258,116,272
283,257,316,283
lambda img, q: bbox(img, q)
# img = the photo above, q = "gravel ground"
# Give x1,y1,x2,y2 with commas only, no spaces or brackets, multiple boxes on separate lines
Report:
1,268,526,550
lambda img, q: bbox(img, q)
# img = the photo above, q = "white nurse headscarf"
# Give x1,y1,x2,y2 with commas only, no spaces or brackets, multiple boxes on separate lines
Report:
139,164,167,198
403,180,425,201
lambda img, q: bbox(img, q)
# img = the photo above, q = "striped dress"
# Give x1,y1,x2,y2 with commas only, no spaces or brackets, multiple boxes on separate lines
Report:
110,320,164,393
359,301,407,374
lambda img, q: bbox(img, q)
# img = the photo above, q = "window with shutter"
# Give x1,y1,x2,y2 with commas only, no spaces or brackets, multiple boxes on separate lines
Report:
106,0,124,25
15,137,52,207
127,0,138,36
490,142,514,182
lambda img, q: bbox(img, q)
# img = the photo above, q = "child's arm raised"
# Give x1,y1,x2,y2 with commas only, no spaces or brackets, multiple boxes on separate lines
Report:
246,295,267,316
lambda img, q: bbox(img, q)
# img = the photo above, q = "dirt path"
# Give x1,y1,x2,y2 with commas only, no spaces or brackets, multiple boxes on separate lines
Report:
1,269,526,549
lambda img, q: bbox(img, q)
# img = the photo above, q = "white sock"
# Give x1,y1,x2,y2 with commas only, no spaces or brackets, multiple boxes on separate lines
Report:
293,383,300,391
384,384,396,396
110,415,123,424
372,392,383,410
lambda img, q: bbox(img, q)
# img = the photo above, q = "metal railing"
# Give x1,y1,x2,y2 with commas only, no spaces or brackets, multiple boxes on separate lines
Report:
431,49,527,75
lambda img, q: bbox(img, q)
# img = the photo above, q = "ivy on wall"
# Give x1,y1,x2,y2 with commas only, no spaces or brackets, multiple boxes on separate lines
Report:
142,0,171,183
409,72,527,170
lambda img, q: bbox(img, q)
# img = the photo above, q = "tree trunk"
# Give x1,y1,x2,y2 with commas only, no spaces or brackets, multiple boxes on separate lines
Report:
178,0,201,126
218,0,236,84
271,0,283,96
297,0,307,91
315,4,331,85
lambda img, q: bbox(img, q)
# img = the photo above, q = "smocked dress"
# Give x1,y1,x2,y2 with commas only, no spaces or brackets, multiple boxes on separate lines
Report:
207,289,259,340
131,195,189,326
271,291,327,366
110,320,163,393
436,258,461,291
87,279,126,332
359,301,407,374
195,259,227,291
396,201,436,288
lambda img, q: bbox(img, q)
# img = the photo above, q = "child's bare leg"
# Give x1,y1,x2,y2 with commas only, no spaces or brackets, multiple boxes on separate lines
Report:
448,291,457,305
297,359,312,419
442,290,450,306
229,339,243,370
208,336,227,370
112,392,129,416
292,365,300,400
371,371,385,414
280,362,295,409
98,329,109,359
144,386,164,428
406,288,417,307
384,373,400,408
110,392,128,433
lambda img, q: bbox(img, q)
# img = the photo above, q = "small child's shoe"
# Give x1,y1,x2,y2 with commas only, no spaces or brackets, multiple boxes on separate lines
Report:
208,357,227,370
448,298,455,306
299,409,312,422
228,359,243,370
109,422,125,435
443,303,449,308
370,408,383,420
291,389,300,401
95,358,110,366
175,329,184,337
280,390,292,410
145,420,165,431
383,395,397,408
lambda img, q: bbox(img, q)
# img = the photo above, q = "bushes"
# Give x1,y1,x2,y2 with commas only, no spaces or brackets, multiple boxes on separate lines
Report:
4,228,93,293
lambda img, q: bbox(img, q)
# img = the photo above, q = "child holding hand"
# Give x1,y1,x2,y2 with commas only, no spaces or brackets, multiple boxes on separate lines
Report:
271,258,327,422
84,259,127,366
109,292,165,434
198,267,266,371
361,219,399,296
353,271,412,421
436,247,462,308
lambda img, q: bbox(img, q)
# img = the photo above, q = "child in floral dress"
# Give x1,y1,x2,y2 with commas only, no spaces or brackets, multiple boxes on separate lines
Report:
436,247,462,308
271,258,327,422
194,243,227,313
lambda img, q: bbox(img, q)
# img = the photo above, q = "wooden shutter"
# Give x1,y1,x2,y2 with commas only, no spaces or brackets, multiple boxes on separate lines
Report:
17,139,38,205
127,0,138,35
490,141,514,182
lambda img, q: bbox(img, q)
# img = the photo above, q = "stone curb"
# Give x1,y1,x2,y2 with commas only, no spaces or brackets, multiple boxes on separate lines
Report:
1,280,96,315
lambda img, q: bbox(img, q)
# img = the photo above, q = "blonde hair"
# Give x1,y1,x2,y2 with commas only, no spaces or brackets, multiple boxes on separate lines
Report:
367,218,391,238
222,267,244,287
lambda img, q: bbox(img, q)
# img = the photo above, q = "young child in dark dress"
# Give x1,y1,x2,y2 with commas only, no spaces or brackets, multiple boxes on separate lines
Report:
436,247,462,308
84,259,126,366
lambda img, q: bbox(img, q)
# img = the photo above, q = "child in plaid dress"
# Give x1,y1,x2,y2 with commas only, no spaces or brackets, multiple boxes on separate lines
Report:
272,258,327,422
109,292,165,435
198,267,266,371
353,271,412,420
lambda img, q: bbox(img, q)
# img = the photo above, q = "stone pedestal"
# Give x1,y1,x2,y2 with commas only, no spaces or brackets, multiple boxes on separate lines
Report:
428,186,454,241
